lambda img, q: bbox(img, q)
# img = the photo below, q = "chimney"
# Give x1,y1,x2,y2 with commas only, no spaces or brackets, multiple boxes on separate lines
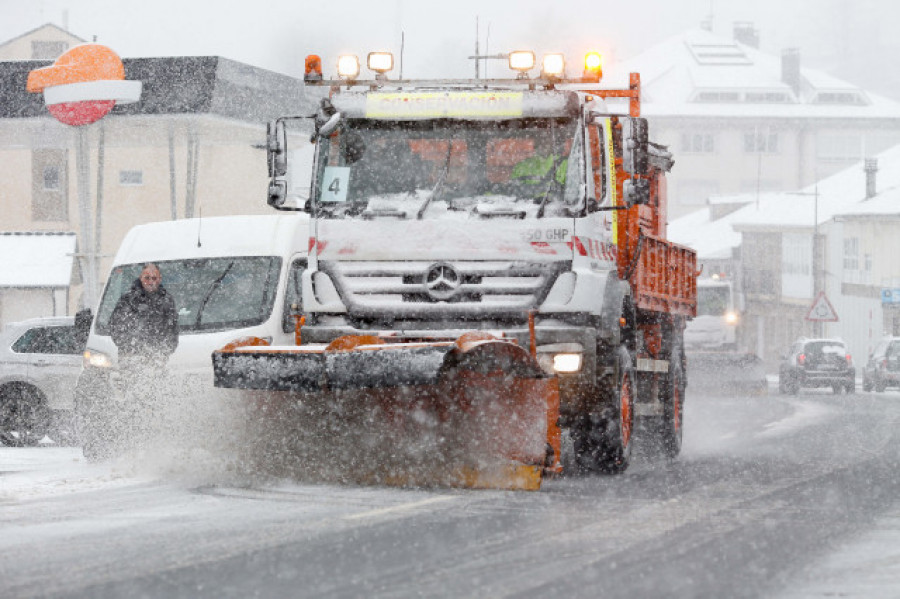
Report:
781,48,801,96
733,22,759,48
865,158,878,199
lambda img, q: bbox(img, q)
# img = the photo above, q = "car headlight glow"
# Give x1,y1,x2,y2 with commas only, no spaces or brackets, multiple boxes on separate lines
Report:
83,349,112,369
724,310,739,325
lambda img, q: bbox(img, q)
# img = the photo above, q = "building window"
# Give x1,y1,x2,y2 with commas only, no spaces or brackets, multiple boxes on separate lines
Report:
43,166,60,190
843,238,859,271
31,41,68,60
744,130,779,153
680,132,715,153
119,170,144,186
32,149,68,222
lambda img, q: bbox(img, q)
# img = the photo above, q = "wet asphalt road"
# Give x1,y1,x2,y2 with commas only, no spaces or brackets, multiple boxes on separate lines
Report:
3,387,900,598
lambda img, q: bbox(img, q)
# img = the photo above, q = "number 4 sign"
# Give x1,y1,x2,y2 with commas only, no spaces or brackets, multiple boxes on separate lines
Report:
320,166,350,203
806,291,839,322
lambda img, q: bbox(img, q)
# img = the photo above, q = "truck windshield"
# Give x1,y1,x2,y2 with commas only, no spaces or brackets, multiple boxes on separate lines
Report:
95,257,282,334
312,117,582,219
696,285,731,316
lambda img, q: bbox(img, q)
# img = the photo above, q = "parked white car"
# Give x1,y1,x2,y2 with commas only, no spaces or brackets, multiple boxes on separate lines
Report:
0,316,86,445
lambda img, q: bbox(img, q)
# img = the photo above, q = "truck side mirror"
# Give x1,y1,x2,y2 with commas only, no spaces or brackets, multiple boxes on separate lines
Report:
622,117,648,176
267,180,288,208
267,120,288,177
623,178,650,207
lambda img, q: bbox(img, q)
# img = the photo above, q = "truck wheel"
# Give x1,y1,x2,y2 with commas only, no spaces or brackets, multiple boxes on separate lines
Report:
831,383,843,395
875,379,887,393
658,348,685,458
573,346,634,474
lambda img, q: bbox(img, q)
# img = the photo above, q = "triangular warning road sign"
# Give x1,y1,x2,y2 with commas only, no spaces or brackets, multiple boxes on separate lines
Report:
806,291,839,322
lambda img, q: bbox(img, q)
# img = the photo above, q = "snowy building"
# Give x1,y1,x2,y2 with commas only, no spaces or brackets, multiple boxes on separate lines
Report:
0,232,77,324
612,25,900,220
0,24,313,325
670,144,900,371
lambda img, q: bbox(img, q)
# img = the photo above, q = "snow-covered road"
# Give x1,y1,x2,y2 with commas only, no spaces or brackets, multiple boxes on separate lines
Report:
3,389,900,598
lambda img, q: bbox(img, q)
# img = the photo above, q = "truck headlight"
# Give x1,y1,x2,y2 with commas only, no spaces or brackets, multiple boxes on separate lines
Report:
536,343,584,374
83,349,112,369
553,353,583,373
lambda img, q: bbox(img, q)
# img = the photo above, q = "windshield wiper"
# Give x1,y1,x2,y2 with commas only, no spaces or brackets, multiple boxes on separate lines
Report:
194,260,235,325
535,154,568,218
417,143,453,219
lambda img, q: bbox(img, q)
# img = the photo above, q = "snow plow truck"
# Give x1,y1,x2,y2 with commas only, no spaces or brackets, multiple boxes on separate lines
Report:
212,50,697,490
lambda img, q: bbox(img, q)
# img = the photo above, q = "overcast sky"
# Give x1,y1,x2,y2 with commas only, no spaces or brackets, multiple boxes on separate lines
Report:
2,0,898,96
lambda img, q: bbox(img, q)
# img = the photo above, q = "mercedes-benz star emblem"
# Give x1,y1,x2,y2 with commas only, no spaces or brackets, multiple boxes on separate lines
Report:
424,262,461,301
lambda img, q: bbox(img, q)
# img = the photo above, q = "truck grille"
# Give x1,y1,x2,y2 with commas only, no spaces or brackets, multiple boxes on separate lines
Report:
321,260,566,318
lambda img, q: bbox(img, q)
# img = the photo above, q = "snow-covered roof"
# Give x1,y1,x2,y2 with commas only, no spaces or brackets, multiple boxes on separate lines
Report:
668,205,741,260
0,232,76,287
608,29,900,120
669,143,900,255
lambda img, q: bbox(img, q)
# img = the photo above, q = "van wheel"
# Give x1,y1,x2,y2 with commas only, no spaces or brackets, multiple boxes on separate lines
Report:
0,384,50,446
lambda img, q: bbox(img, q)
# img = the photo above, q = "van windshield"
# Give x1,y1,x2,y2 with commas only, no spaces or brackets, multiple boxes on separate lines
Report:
696,285,730,316
95,257,282,334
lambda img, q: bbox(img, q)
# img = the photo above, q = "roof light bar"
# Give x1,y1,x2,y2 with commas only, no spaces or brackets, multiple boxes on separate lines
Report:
304,54,323,83
337,54,360,80
508,50,535,76
583,51,603,82
541,53,565,78
367,52,394,74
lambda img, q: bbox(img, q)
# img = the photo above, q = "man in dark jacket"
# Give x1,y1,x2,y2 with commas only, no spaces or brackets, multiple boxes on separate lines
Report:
109,263,178,363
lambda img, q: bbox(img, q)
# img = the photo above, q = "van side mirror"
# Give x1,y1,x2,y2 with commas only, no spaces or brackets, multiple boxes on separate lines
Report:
622,117,648,176
74,308,92,348
267,120,288,177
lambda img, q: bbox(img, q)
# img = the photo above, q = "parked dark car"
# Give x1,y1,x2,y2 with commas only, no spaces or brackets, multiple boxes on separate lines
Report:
778,338,855,395
862,336,900,392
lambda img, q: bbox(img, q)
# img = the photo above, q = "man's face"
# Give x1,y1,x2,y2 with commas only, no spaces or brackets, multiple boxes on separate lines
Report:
140,267,161,293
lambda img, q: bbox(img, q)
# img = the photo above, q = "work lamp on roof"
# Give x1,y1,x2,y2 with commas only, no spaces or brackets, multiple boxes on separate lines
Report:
337,54,360,80
583,51,603,82
367,52,394,74
508,50,536,75
541,53,565,78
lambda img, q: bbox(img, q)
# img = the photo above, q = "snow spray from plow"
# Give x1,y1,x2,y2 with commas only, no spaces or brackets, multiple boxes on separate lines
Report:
212,332,562,491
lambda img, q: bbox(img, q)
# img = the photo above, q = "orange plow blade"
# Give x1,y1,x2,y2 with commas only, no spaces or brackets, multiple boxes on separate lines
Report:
213,333,561,490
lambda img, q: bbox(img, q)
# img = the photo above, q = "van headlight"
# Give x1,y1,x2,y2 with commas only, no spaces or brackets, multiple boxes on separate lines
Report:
83,349,112,369
536,343,584,374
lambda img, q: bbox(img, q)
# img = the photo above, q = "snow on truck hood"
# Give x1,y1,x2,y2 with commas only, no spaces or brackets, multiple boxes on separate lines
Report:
314,217,576,261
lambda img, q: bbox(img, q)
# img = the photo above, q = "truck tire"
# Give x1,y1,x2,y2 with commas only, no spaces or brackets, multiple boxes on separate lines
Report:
652,346,685,459
572,346,634,474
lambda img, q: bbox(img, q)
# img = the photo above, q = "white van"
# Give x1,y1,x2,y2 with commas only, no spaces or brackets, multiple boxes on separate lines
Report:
76,214,308,457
